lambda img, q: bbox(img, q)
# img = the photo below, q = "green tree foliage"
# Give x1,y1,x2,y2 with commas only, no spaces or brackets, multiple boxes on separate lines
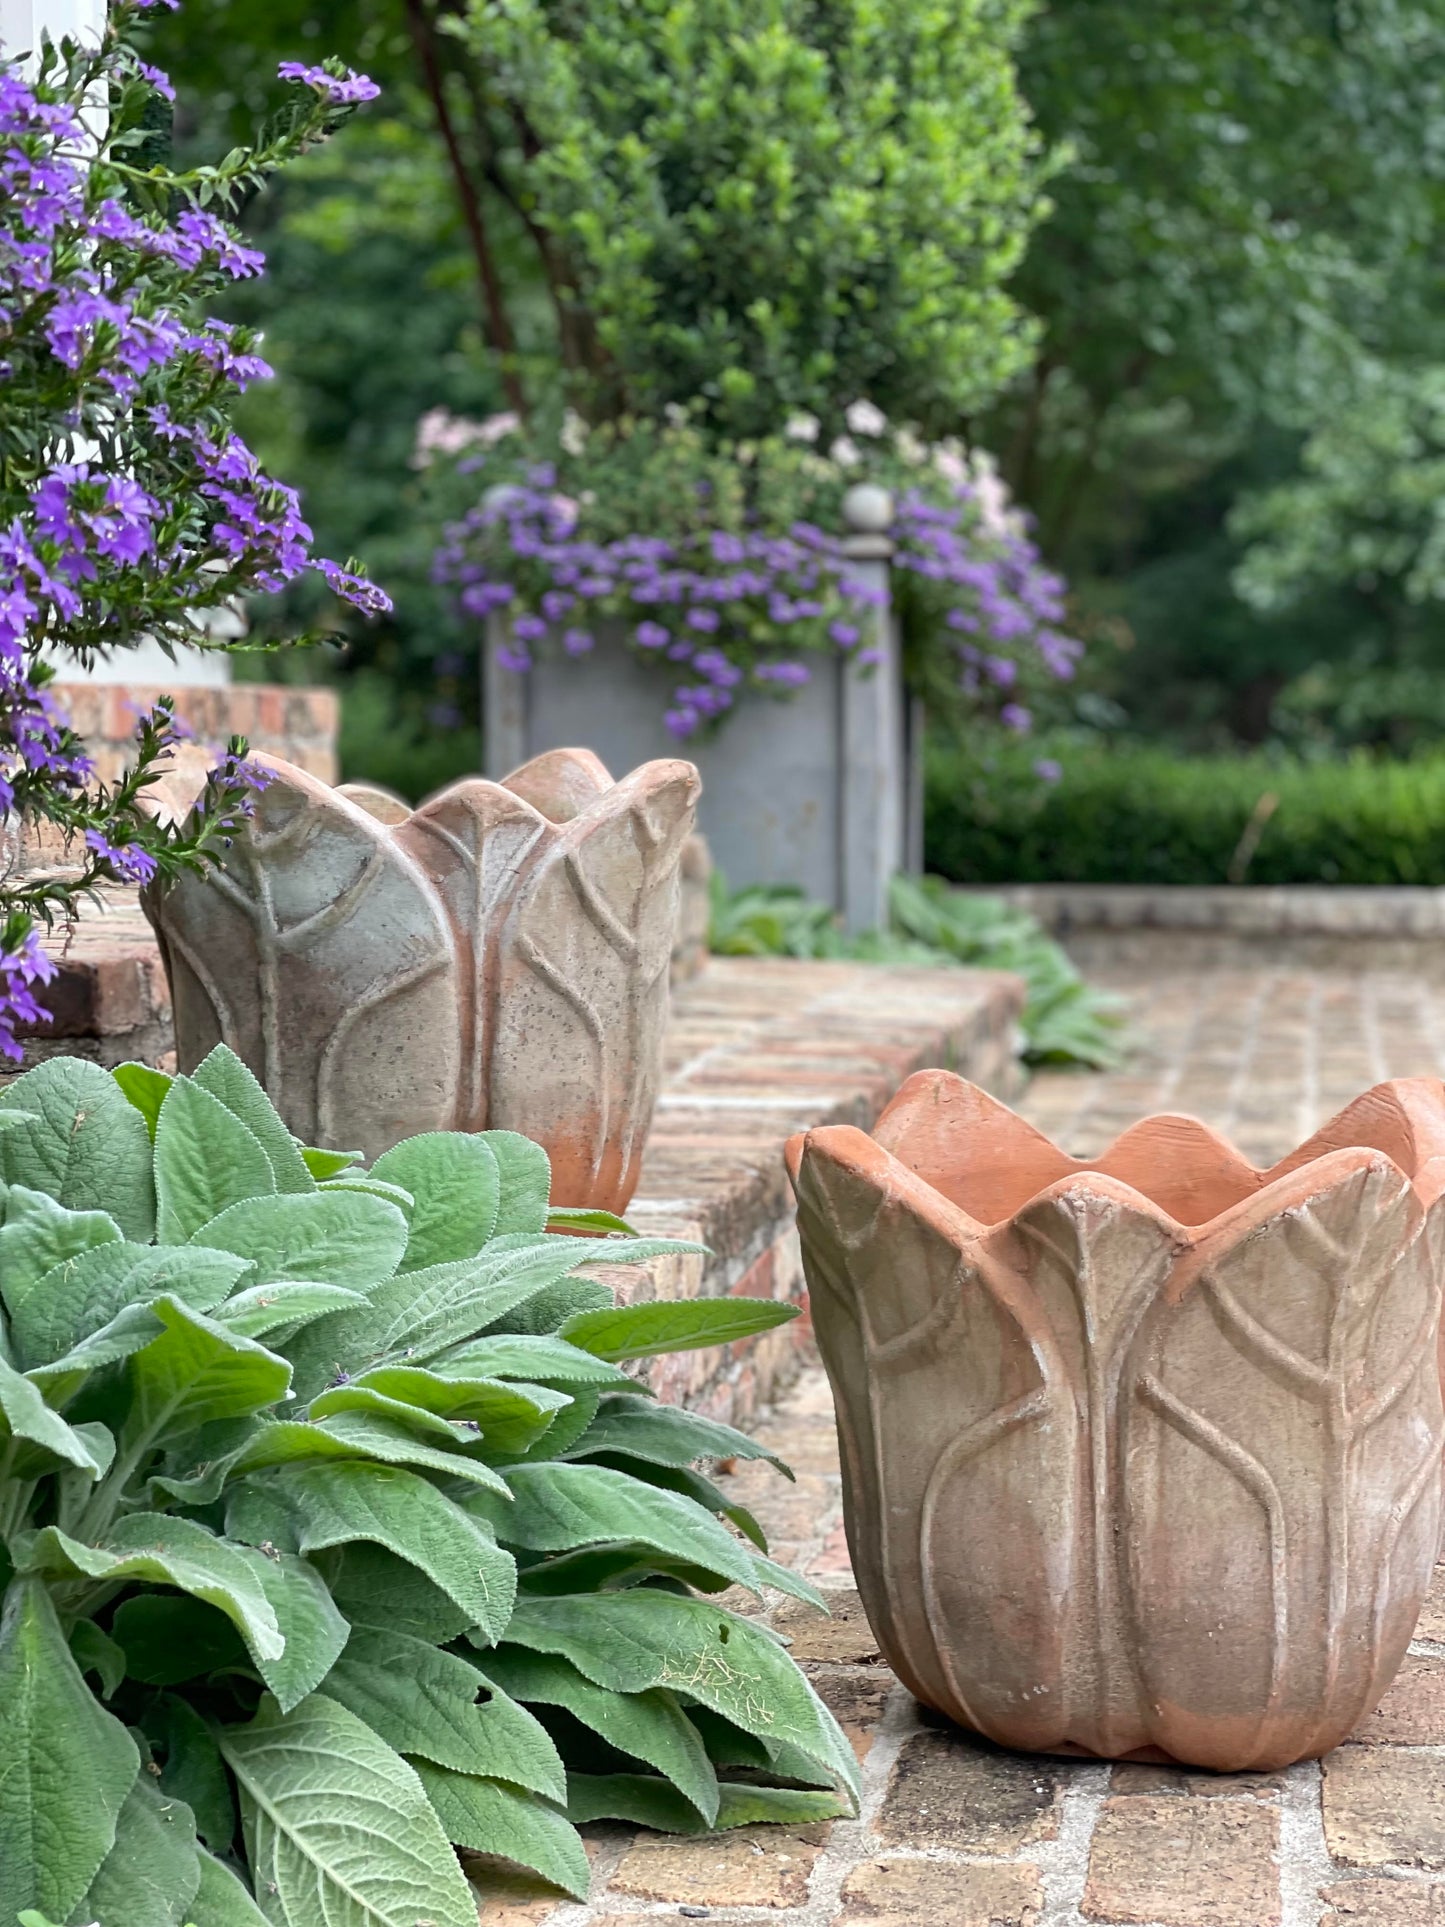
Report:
997,0,1445,746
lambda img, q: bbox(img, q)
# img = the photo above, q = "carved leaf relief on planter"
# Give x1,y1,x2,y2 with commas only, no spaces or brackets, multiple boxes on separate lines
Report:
144,747,699,1207
787,1071,1445,1770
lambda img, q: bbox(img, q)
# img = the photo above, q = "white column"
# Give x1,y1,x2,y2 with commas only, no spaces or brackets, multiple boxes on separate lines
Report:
1,0,107,59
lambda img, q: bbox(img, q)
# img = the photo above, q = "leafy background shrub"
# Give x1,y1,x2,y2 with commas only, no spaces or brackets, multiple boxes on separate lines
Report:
710,873,1125,1069
0,1047,856,1926
926,739,1445,886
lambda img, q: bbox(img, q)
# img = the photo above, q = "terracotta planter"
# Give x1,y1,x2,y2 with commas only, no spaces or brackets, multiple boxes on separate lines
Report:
145,747,699,1208
787,1071,1445,1770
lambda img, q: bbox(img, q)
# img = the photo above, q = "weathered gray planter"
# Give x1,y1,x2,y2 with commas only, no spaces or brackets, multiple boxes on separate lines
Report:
484,530,921,933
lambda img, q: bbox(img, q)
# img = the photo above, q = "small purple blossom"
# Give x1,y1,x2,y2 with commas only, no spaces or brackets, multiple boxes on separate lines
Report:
755,661,812,687
84,827,158,884
1001,703,1033,731
0,925,57,1061
1034,758,1063,783
318,561,393,617
134,60,176,101
563,627,595,656
635,621,671,649
278,61,382,106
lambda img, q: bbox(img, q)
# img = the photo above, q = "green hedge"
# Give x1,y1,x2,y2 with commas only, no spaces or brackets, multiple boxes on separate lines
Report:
925,742,1445,886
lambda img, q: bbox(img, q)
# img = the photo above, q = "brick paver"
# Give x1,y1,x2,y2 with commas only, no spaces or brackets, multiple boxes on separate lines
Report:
499,961,1445,1927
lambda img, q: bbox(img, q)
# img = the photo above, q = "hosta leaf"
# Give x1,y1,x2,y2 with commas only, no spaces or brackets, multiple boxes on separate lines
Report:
326,1365,570,1457
190,1191,409,1292
0,1577,140,1927
155,1078,277,1243
484,1130,552,1236
566,1774,848,1834
481,1645,718,1822
69,1771,201,1927
212,1281,366,1339
321,1543,475,1644
560,1297,798,1361
500,1592,859,1803
233,1412,510,1493
123,1298,291,1454
322,1627,565,1799
191,1046,315,1195
0,1056,155,1239
0,1354,111,1475
431,1332,633,1389
146,1694,236,1854
11,1242,251,1370
568,1392,793,1477
232,1544,351,1713
301,1144,363,1180
27,1514,284,1665
269,1459,517,1641
371,1133,501,1270
480,1462,768,1596
0,1186,123,1320
112,1061,172,1139
412,1764,589,1899
221,1694,478,1927
191,1849,271,1926
110,1592,247,1686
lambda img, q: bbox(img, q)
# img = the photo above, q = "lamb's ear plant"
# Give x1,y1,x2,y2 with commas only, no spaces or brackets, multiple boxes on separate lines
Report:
0,1046,857,1927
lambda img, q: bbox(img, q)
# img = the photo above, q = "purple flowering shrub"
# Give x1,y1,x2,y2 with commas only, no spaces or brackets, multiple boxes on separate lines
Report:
429,404,1080,742
0,3,389,1060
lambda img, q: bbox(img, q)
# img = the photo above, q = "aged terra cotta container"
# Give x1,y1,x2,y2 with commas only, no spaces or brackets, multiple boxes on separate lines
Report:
787,1070,1445,1771
144,747,699,1209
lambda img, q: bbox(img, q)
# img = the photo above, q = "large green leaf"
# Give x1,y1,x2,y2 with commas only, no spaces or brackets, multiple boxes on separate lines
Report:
502,1389,601,1467
233,1412,510,1493
321,1626,565,1799
123,1298,292,1455
567,1391,793,1476
413,1764,589,1899
295,1381,489,1448
146,1694,236,1854
27,1514,283,1664
211,1281,366,1340
23,1302,164,1404
479,1462,767,1596
500,1592,859,1803
0,1186,123,1320
0,1057,155,1239
560,1297,798,1361
69,1770,201,1927
318,1365,570,1458
430,1332,632,1389
588,1453,769,1549
267,1460,517,1641
11,1242,251,1370
232,1544,352,1713
111,1062,172,1140
566,1774,848,1833
0,1577,140,1926
111,1594,247,1687
0,1354,111,1476
481,1644,718,1822
191,1047,316,1196
190,1850,272,1927
371,1133,501,1270
320,1543,475,1645
220,1694,479,1927
300,1144,363,1180
154,1079,277,1243
189,1191,409,1292
483,1131,552,1236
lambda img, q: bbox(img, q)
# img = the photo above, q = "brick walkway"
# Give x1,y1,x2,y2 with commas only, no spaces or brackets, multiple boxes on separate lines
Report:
487,962,1445,1927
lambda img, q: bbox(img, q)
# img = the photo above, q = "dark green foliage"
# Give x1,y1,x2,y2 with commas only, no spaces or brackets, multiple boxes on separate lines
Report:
927,740,1445,886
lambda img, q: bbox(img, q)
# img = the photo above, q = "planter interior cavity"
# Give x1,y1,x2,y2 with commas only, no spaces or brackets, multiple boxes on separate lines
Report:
788,1071,1445,1771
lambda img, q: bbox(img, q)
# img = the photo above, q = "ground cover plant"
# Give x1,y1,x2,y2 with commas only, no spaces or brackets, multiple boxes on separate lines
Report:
0,1045,857,1925
710,870,1125,1069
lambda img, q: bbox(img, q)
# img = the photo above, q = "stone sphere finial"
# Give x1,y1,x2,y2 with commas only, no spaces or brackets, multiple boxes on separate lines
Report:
841,482,894,534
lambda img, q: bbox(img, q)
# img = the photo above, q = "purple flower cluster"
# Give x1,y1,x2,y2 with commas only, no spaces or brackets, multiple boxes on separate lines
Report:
0,922,57,1062
277,61,382,107
436,486,891,739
